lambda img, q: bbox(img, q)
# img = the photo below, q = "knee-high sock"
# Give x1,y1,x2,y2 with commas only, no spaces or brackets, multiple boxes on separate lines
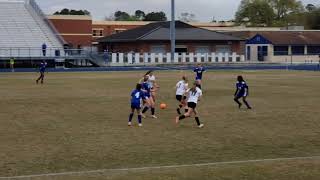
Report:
151,108,155,115
179,115,186,120
195,117,201,126
142,106,149,114
243,99,252,109
128,113,134,122
138,115,142,124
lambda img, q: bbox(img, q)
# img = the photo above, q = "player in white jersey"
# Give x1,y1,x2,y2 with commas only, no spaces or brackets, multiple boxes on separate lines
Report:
175,76,189,115
176,82,204,128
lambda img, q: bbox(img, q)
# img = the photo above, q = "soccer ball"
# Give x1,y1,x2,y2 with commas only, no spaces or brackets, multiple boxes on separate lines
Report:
160,103,167,109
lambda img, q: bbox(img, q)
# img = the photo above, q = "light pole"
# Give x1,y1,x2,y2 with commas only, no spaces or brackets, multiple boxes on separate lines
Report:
170,0,175,62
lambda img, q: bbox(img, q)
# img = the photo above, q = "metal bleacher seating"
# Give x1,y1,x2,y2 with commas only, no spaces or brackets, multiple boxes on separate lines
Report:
0,0,64,58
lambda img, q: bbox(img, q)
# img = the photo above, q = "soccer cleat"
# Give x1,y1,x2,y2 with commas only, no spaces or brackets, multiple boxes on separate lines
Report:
141,114,146,118
238,103,242,109
128,122,132,126
151,115,158,119
248,106,252,110
175,116,179,124
138,123,143,127
198,124,204,128
36,80,39,84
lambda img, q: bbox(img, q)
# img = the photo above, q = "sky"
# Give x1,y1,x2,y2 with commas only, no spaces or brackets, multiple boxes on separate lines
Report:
37,0,320,22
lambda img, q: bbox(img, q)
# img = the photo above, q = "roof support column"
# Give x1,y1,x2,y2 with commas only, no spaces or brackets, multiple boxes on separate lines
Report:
170,0,176,62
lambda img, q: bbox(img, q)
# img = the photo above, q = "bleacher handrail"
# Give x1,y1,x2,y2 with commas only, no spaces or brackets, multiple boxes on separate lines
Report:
26,0,66,45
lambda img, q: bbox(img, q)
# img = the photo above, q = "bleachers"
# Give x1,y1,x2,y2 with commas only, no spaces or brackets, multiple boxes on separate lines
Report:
0,0,63,57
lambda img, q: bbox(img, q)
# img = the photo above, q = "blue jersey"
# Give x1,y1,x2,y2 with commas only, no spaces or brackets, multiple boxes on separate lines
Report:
236,81,249,97
39,62,47,72
142,82,151,97
194,67,205,80
131,89,145,107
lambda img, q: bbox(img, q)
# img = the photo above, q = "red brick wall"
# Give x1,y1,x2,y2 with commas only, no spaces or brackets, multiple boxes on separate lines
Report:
49,18,92,47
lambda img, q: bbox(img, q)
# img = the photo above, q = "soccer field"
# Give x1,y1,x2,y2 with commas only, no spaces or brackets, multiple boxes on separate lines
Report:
0,70,320,180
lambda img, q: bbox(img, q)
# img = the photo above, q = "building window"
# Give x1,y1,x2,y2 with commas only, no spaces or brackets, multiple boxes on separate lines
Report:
292,46,305,55
92,29,103,37
274,46,288,56
307,46,320,55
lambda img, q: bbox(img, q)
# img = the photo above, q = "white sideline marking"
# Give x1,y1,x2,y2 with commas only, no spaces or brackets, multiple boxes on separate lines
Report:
1,156,320,179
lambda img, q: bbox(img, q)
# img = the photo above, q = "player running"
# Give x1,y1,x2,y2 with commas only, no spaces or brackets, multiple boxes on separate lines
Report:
141,76,157,119
193,64,205,89
36,61,47,84
175,76,189,115
128,84,146,127
176,82,204,128
234,76,252,109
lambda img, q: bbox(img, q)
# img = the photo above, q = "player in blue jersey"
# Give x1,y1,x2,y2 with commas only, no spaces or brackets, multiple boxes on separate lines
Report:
128,84,146,127
141,76,157,119
234,76,252,109
36,61,47,84
193,64,205,89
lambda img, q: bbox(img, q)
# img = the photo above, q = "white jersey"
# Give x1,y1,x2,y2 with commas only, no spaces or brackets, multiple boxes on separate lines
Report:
187,87,202,103
148,75,156,88
176,80,188,95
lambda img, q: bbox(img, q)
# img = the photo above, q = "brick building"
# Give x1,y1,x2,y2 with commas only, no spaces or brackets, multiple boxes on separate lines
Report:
97,21,243,54
48,15,92,47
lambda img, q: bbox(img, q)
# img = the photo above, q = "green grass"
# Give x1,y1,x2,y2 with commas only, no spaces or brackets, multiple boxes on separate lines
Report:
0,70,319,180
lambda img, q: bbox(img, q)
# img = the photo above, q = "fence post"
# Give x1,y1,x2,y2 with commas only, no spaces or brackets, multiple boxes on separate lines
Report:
218,53,223,62
189,53,194,63
182,53,186,63
225,53,229,62
144,53,149,64
118,53,124,65
127,53,133,64
196,53,201,63
112,53,117,64
174,53,179,63
211,53,216,63
134,53,140,64
158,53,163,64
232,52,237,62
166,53,171,63
240,55,245,62
150,53,156,64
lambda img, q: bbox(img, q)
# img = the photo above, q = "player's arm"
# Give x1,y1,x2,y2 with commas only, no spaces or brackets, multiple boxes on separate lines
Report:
234,85,239,97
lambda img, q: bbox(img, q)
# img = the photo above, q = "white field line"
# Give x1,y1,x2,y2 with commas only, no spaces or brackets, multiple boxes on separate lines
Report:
1,156,320,179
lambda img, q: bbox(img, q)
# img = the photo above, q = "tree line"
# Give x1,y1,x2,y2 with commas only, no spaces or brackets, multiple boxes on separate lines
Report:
235,0,320,29
52,1,319,29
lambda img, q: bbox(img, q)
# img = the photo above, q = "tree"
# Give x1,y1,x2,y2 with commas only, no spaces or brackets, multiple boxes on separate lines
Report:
144,12,167,21
306,4,316,12
268,0,304,20
305,6,320,29
235,0,304,26
114,11,131,21
135,10,145,20
54,8,90,15
179,12,197,22
235,0,275,26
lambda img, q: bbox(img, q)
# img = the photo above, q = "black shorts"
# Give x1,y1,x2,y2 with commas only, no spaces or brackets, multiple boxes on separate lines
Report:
176,95,187,102
187,102,197,109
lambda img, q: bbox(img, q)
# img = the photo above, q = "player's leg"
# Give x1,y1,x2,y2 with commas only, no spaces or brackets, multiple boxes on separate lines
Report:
137,109,143,127
196,79,202,89
176,95,183,115
128,107,135,126
149,96,157,118
36,72,42,84
141,98,150,118
40,72,45,84
234,96,242,108
176,106,193,124
193,109,204,128
242,97,252,109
